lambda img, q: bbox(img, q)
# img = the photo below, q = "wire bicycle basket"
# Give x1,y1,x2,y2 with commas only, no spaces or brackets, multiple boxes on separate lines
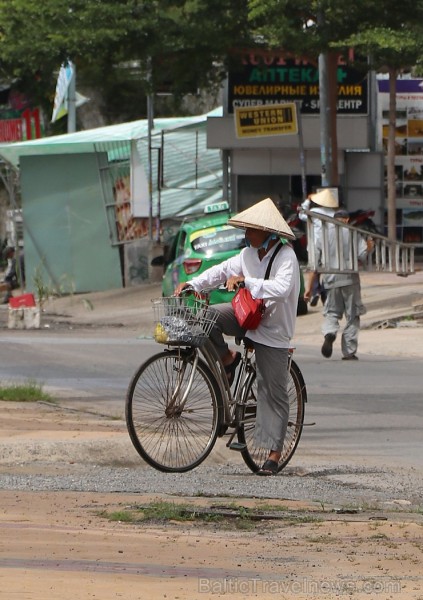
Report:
152,295,218,347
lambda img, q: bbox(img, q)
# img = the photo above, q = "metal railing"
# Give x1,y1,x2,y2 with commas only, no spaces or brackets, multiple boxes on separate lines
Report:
305,211,415,276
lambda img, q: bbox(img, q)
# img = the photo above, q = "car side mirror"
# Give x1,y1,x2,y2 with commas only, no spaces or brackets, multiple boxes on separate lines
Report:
151,255,165,267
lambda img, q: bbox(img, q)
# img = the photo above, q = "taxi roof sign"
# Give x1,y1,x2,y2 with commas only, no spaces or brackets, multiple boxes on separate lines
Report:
204,201,230,214
235,103,298,138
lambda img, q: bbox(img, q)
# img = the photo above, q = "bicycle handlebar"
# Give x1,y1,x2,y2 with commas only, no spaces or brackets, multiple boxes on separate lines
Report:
177,282,243,297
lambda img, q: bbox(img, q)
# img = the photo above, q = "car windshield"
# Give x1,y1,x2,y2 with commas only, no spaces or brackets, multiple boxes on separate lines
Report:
190,225,246,256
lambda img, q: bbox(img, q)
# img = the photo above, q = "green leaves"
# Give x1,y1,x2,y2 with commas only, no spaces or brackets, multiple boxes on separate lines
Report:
0,0,250,122
247,0,423,68
2,0,422,125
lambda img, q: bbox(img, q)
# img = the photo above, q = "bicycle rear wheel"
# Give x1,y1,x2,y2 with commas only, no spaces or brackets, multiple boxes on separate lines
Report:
126,349,223,472
236,358,306,473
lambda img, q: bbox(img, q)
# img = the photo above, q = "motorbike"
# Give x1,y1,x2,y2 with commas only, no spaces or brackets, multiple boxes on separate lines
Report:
347,209,380,235
286,209,308,263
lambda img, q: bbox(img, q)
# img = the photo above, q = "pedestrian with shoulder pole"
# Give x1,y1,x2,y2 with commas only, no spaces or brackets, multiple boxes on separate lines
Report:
305,208,374,361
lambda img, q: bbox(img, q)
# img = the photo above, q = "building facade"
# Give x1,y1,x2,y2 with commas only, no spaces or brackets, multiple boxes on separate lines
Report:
207,51,384,228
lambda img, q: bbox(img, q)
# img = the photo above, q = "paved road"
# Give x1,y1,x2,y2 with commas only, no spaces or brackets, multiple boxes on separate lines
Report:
295,345,423,470
0,332,144,405
1,269,423,507
1,328,422,490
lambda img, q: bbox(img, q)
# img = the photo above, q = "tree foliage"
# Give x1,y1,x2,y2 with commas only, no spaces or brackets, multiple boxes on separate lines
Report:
333,3,423,77
248,0,369,60
248,0,423,241
248,0,423,69
2,0,423,244
332,0,423,241
0,0,250,125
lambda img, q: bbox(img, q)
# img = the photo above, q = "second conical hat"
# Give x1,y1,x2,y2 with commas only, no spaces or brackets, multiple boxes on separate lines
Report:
228,198,295,240
309,188,338,208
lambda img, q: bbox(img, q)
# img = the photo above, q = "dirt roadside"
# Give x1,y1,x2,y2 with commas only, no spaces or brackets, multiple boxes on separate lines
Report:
1,271,423,599
1,486,422,600
1,396,422,600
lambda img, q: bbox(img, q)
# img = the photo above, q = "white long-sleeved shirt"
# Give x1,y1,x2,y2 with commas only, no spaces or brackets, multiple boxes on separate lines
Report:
189,243,300,348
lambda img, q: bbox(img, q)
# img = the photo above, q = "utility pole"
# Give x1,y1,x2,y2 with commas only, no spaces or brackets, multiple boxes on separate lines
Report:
296,101,308,200
147,94,154,240
67,62,76,134
317,6,333,188
145,56,155,241
318,51,331,188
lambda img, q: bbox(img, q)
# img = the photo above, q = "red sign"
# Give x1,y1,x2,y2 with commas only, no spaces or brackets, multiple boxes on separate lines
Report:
0,119,23,142
0,108,42,142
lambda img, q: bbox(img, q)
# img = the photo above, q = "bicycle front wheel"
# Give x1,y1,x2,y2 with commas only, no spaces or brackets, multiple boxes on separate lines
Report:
126,350,223,473
236,358,306,473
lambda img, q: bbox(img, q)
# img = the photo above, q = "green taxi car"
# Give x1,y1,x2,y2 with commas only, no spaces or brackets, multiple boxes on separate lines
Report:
155,202,307,314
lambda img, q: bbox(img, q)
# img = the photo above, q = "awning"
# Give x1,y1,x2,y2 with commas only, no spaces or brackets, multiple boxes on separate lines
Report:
0,107,223,168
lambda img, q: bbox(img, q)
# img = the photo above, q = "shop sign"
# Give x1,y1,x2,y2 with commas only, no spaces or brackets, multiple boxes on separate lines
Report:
378,78,423,244
0,119,23,142
234,103,298,138
228,52,368,115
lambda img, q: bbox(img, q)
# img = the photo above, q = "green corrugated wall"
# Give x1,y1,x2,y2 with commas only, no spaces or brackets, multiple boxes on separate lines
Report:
20,153,122,294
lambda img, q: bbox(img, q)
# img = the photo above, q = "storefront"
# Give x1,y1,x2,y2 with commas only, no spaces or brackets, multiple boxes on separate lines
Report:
207,50,383,225
378,77,423,247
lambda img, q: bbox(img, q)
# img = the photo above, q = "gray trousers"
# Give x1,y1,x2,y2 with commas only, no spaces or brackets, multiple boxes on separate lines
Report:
209,303,290,453
322,283,361,357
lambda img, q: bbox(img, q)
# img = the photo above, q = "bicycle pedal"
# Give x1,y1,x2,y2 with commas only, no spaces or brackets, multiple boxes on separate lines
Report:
228,442,247,452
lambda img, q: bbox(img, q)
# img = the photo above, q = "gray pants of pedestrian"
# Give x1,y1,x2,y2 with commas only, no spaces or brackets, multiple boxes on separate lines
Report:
209,303,290,453
322,283,361,357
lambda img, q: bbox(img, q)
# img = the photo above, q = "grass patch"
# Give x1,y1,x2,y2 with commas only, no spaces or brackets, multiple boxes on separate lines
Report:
369,533,389,540
98,500,322,530
306,534,335,544
100,510,135,523
98,502,209,526
255,501,290,512
141,501,195,522
0,380,54,403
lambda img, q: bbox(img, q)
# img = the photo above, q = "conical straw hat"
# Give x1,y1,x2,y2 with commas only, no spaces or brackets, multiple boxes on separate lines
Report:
228,198,295,240
309,188,338,208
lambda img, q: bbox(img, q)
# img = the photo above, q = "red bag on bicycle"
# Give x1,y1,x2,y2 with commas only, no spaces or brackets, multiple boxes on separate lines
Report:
232,287,265,330
231,242,283,330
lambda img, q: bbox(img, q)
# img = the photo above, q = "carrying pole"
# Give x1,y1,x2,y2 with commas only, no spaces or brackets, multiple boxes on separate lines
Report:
67,63,76,134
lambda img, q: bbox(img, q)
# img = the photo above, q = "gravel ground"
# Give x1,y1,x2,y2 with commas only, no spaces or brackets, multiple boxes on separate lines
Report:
1,454,422,512
1,398,422,512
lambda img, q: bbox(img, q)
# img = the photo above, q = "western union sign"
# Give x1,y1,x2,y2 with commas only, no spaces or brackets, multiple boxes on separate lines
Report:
234,102,298,138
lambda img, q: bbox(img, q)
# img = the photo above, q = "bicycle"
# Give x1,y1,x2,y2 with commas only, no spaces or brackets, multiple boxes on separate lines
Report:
125,289,307,474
